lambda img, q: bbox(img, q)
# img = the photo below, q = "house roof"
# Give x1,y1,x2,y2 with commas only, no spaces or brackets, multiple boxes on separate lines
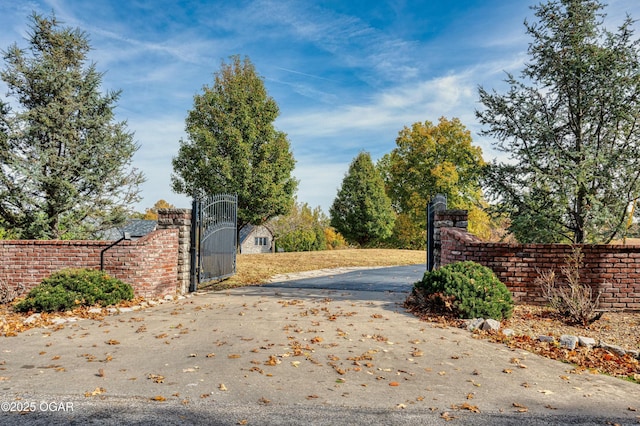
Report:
100,220,157,240
238,225,255,244
238,224,272,244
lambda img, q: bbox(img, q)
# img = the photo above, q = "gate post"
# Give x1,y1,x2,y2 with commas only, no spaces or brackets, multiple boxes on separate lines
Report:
157,208,194,295
427,194,447,271
189,197,200,292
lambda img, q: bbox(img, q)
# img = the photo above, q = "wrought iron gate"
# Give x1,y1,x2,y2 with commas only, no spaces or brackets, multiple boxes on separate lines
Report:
190,193,237,291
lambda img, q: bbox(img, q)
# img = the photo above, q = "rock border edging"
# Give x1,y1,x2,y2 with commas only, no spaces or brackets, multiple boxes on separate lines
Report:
464,318,640,360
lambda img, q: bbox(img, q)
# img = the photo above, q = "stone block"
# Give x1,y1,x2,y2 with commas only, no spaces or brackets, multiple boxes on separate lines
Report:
578,336,596,348
538,335,555,343
600,341,626,356
466,318,485,331
559,334,578,350
23,313,41,325
481,318,501,332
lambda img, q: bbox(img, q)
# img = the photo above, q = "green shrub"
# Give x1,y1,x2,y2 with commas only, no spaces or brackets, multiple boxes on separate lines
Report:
410,261,513,320
14,269,134,313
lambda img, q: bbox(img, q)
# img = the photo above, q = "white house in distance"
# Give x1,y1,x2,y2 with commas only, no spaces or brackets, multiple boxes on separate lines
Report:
239,224,273,254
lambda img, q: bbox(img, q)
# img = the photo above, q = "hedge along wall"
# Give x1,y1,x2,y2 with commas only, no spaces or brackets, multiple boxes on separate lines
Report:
0,228,179,299
435,210,640,310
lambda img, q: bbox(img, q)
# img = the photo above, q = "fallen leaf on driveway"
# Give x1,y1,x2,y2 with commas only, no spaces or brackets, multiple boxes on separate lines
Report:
389,381,400,387
84,387,105,397
440,412,457,421
150,395,166,401
513,402,528,412
264,355,280,366
332,366,346,375
452,403,480,413
148,374,165,383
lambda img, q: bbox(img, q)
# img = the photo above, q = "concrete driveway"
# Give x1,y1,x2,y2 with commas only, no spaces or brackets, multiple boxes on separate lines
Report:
1,265,639,425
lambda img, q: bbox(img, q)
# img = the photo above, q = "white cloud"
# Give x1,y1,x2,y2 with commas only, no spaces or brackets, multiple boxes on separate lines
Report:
278,72,477,139
292,161,349,211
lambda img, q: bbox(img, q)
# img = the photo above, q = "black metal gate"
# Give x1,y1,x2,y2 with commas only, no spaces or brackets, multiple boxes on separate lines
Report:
190,193,237,291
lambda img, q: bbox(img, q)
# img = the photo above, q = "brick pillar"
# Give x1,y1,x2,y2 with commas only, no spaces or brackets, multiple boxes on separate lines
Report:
157,208,192,294
433,209,468,269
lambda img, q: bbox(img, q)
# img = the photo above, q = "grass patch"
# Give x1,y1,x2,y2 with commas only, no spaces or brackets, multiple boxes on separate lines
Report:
202,249,425,291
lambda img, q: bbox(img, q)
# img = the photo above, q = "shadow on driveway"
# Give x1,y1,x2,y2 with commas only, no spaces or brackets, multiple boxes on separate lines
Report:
262,264,425,293
256,264,425,316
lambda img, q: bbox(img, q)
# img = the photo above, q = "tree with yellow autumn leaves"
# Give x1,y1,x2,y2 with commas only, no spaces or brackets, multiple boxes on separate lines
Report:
379,117,490,248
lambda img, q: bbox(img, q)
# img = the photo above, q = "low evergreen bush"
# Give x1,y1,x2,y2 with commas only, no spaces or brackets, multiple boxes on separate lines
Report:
14,269,134,313
409,261,513,320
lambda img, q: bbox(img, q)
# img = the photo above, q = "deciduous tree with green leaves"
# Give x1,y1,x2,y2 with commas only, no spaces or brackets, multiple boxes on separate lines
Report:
268,200,328,252
380,117,488,249
0,13,144,239
477,0,640,244
330,152,395,246
171,55,297,235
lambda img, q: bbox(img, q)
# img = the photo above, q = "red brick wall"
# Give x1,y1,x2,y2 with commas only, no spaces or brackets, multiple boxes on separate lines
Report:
439,226,640,310
0,229,179,299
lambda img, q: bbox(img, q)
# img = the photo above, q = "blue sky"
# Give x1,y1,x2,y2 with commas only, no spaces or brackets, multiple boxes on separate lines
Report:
1,0,640,214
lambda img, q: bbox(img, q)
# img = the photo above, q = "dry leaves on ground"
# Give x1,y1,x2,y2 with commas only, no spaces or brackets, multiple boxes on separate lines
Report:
0,297,147,337
409,304,640,382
